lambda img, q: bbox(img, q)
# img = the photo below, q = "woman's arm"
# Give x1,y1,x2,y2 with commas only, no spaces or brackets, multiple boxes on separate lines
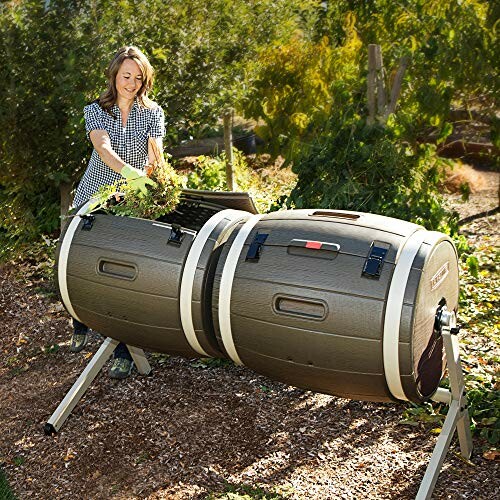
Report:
89,129,128,174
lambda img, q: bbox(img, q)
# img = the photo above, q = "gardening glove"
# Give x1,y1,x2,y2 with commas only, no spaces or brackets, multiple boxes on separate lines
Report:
121,164,157,197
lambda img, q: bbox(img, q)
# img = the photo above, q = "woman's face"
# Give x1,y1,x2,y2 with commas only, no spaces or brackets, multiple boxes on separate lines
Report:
115,58,143,104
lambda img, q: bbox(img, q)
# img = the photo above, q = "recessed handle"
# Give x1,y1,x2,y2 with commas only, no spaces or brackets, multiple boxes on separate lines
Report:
97,259,137,281
310,211,360,220
274,294,327,320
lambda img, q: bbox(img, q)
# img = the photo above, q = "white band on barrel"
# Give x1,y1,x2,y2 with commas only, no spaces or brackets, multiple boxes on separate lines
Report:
383,229,428,401
179,209,250,357
58,201,93,323
218,214,265,365
384,230,449,401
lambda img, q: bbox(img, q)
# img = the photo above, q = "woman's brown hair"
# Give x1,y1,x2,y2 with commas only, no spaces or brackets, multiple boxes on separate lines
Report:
99,46,155,114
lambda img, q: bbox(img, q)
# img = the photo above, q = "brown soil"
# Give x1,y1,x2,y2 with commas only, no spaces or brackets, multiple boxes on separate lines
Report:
0,168,498,500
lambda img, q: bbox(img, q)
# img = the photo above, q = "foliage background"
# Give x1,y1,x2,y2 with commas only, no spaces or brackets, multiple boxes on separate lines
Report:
0,0,309,253
0,0,497,479
0,0,497,251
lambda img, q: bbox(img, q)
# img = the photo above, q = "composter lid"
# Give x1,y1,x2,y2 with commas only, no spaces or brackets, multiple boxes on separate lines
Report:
181,189,258,214
241,210,421,264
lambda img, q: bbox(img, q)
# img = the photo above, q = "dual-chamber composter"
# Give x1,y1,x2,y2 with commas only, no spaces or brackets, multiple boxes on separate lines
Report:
57,190,460,404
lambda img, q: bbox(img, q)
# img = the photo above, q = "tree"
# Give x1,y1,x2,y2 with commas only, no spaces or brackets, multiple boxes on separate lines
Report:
250,0,496,231
0,0,309,253
318,0,498,130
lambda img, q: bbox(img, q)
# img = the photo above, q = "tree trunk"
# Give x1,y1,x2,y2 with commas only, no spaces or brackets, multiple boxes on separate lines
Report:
374,45,387,117
367,45,407,125
367,45,377,125
60,182,72,230
385,56,408,119
223,109,235,191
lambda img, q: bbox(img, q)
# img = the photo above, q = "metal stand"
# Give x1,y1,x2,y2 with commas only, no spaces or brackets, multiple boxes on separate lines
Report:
44,338,151,435
44,312,472,499
416,312,473,499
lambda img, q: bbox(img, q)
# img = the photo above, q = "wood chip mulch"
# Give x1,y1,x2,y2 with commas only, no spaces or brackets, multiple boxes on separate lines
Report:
0,169,498,499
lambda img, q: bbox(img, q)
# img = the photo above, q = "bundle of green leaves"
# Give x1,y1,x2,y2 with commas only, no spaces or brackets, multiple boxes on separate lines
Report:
89,161,182,220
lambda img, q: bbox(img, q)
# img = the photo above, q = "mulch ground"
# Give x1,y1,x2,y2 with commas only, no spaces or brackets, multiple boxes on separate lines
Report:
0,168,498,499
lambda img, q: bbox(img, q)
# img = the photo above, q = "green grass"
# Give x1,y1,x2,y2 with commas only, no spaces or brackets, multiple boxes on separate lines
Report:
0,468,17,500
206,482,291,499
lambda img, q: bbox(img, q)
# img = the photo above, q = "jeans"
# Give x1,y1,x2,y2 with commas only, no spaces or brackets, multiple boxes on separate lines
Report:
72,318,132,360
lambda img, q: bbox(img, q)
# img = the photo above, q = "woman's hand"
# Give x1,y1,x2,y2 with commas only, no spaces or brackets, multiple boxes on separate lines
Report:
121,164,157,196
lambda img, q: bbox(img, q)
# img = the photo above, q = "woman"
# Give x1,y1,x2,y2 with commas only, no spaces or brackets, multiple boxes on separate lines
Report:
71,46,165,379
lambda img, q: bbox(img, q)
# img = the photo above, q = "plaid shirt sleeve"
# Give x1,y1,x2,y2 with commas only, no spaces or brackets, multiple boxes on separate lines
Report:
148,105,165,138
83,103,104,140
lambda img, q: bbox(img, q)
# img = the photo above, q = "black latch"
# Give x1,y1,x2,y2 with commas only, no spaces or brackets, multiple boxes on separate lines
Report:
362,242,390,279
433,302,446,338
81,214,95,231
168,224,184,246
246,233,268,261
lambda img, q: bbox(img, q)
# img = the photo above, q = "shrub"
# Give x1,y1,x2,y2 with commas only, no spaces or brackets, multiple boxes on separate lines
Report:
185,149,297,214
287,103,458,233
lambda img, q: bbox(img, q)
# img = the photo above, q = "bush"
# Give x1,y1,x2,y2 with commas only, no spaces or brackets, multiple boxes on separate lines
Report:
185,149,296,214
287,103,458,233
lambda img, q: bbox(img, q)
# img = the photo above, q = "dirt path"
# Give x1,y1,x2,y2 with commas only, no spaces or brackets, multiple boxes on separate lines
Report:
0,170,498,499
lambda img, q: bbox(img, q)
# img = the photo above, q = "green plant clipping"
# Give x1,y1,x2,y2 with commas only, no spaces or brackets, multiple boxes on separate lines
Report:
90,161,182,220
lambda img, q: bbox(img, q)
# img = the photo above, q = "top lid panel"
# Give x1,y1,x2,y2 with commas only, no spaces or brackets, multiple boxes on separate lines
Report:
181,189,258,214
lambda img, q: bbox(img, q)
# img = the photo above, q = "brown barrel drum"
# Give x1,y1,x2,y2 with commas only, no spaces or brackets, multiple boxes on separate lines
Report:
211,209,459,403
57,195,251,358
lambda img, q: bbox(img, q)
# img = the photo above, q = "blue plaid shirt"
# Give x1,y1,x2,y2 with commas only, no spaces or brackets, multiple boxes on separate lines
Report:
73,99,165,207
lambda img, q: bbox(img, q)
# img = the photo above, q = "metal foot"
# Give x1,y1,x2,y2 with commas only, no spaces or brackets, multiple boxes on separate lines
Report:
127,344,152,375
43,423,56,436
44,337,119,434
416,312,473,499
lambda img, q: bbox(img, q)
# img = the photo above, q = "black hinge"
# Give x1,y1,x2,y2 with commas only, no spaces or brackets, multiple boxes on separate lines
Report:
362,242,390,279
81,214,95,231
168,224,184,246
246,233,268,261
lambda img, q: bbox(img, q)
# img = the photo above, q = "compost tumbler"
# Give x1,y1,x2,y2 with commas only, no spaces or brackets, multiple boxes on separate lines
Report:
57,198,459,404
57,191,255,357
211,209,459,403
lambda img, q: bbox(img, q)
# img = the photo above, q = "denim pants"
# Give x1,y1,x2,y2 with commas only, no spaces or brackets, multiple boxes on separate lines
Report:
72,318,131,360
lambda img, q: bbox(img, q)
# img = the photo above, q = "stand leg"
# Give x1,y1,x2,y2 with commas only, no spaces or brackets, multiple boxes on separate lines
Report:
44,337,119,435
443,331,473,460
456,409,473,459
415,401,462,500
416,326,473,499
127,345,152,375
